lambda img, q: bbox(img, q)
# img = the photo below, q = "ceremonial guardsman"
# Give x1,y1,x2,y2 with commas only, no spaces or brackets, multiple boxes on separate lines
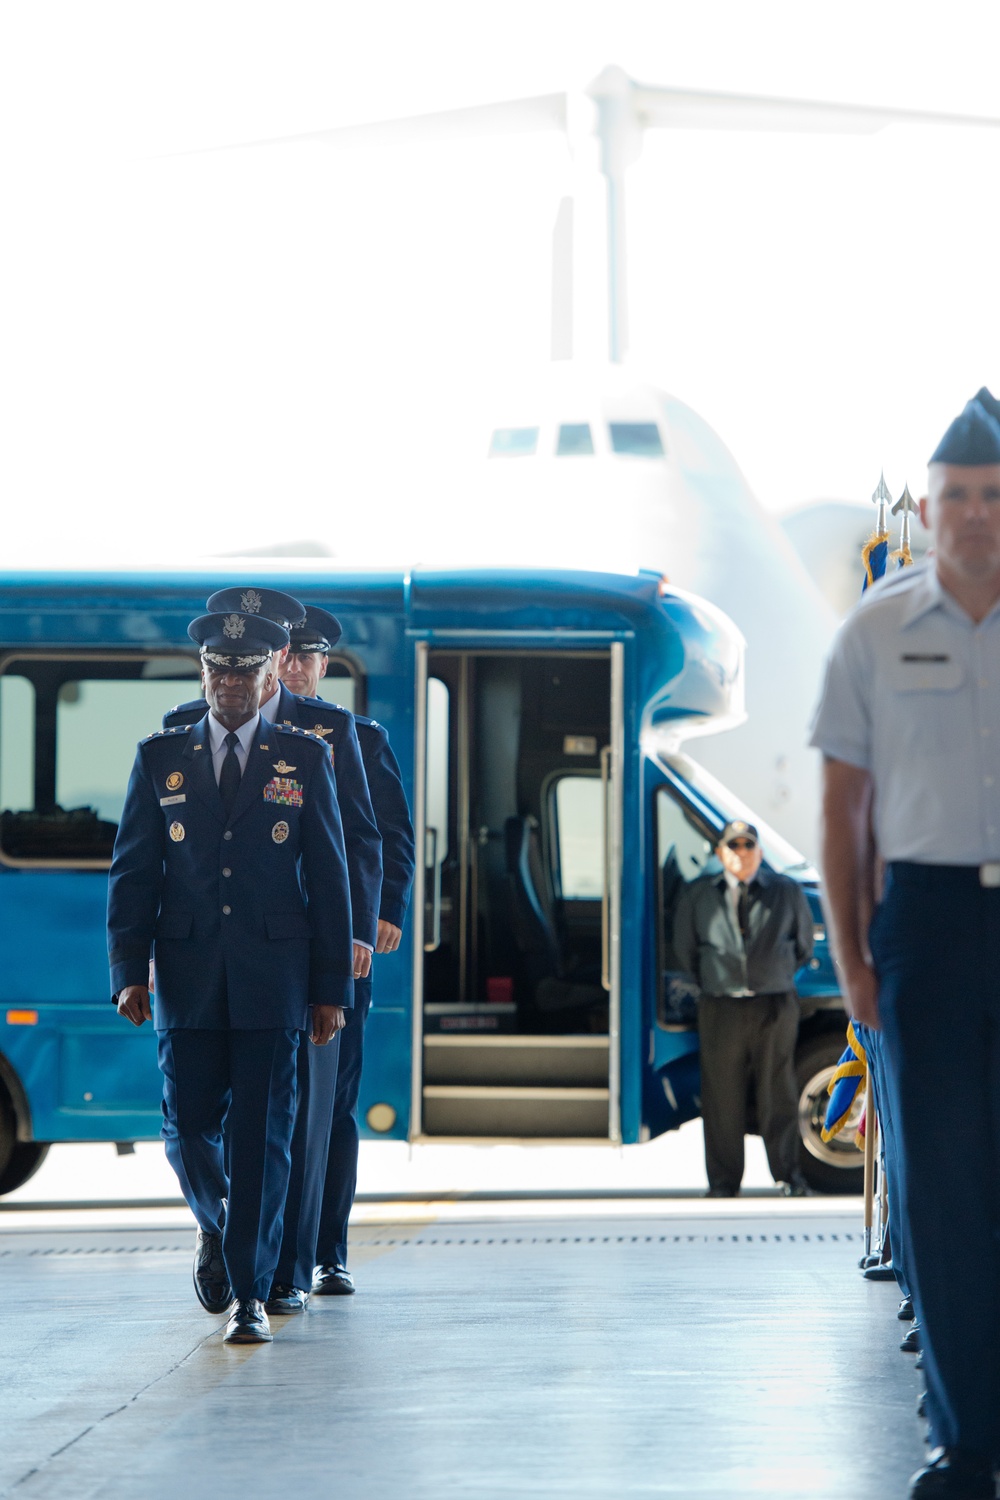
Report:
108,609,355,1345
277,607,415,1299
813,394,1000,1499
163,588,384,1311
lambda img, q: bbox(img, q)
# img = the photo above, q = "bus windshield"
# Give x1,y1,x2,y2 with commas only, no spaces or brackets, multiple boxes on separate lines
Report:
659,751,817,879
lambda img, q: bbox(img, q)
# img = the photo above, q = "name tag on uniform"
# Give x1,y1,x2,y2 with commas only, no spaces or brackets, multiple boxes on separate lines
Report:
160,794,187,806
264,777,303,808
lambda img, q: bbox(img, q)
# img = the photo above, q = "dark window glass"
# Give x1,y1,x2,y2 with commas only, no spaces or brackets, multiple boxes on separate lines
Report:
609,422,665,457
488,427,539,458
556,423,594,456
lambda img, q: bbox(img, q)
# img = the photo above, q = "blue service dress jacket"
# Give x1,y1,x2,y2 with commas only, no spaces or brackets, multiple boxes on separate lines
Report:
107,716,356,1029
164,683,382,948
341,711,414,930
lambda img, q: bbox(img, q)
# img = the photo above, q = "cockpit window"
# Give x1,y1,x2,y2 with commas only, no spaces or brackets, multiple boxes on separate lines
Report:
608,422,665,457
489,427,539,458
556,423,594,456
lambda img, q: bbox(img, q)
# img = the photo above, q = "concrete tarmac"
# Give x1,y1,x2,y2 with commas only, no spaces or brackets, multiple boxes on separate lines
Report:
1,1203,925,1500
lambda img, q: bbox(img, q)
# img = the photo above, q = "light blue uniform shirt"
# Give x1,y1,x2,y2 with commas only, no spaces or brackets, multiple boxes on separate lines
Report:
810,561,1000,865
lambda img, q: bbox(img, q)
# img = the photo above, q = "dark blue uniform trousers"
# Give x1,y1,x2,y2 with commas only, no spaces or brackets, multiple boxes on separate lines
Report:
158,1027,301,1303
871,863,1000,1458
316,977,373,1269
272,1031,341,1292
857,1023,912,1301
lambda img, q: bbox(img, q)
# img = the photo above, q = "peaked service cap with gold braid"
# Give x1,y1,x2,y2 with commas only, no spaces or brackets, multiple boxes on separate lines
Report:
188,611,289,670
205,586,306,632
288,604,343,653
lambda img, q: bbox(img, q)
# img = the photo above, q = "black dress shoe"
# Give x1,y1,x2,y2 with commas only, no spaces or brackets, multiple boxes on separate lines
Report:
901,1322,922,1354
917,1390,927,1420
193,1229,232,1314
863,1260,898,1281
781,1170,814,1197
703,1187,739,1199
224,1299,272,1344
312,1263,356,1295
265,1283,309,1314
899,1296,916,1320
909,1447,996,1498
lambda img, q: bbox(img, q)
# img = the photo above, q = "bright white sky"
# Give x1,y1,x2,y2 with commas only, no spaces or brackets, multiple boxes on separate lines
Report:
2,0,1000,566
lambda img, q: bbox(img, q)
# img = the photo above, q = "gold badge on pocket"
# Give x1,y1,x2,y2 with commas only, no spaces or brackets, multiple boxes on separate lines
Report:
272,821,290,844
166,772,184,791
169,822,185,842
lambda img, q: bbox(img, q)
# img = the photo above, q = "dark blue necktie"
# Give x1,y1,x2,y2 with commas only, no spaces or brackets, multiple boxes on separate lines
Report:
219,731,241,816
737,882,751,945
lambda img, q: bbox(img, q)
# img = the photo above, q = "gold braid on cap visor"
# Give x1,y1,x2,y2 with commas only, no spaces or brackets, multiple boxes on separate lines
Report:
201,651,271,669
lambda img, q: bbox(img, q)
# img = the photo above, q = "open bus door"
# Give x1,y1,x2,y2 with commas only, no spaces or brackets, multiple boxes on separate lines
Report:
410,640,624,1142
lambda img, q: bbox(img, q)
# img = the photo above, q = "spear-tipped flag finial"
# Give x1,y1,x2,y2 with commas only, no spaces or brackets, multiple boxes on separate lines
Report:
862,471,892,592
891,482,917,568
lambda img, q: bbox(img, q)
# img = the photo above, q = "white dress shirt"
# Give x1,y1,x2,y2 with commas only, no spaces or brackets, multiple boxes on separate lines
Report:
810,561,1000,864
206,712,259,785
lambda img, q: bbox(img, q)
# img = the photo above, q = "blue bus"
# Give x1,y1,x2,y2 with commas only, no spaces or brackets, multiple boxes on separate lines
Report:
0,566,856,1196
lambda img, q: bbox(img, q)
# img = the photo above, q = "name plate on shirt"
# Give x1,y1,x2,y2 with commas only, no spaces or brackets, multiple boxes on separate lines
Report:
160,794,186,806
264,777,303,808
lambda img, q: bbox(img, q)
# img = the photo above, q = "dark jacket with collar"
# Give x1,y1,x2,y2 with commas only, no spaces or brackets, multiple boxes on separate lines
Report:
107,716,355,1027
164,683,382,947
672,867,814,998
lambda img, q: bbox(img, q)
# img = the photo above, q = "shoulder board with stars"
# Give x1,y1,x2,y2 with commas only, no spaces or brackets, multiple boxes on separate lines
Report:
275,723,328,747
141,725,191,745
294,693,352,718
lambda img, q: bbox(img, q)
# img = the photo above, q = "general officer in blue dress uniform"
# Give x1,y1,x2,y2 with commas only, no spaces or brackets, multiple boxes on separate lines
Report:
108,609,355,1345
813,393,1000,1499
277,607,415,1298
162,588,384,1312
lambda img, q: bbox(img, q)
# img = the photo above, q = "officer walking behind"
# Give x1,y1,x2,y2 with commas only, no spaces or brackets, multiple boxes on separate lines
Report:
109,609,355,1344
277,608,415,1298
672,820,814,1198
813,393,1000,1499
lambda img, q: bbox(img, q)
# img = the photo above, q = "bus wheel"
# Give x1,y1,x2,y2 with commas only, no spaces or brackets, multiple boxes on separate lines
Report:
0,1090,49,1196
0,1141,49,1196
795,1033,865,1196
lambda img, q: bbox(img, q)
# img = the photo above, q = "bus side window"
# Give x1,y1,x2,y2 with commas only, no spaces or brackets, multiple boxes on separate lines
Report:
0,675,35,815
0,655,200,867
655,787,716,1027
308,654,364,715
550,774,602,901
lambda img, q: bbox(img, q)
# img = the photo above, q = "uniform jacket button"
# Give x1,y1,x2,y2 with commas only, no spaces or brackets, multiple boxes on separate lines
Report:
222,905,232,915
224,830,233,841
222,868,232,877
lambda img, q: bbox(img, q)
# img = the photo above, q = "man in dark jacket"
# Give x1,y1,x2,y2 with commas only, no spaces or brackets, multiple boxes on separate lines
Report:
673,819,813,1198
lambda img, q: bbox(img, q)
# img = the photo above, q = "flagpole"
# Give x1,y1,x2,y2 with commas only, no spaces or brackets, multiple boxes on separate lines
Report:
863,1072,877,1258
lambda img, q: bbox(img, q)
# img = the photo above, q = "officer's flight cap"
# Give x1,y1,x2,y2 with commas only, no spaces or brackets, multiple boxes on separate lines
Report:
205,586,306,632
929,396,1000,466
188,612,290,670
288,605,343,654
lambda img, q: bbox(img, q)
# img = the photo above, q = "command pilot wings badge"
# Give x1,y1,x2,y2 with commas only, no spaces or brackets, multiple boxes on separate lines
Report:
272,760,296,774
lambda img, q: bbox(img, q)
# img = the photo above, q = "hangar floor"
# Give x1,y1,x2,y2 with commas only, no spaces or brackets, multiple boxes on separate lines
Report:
1,1201,925,1500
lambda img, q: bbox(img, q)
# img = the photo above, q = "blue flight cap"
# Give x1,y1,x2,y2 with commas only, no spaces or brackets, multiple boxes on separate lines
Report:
929,397,1000,466
973,386,1000,425
188,611,290,670
288,605,342,653
205,586,305,632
